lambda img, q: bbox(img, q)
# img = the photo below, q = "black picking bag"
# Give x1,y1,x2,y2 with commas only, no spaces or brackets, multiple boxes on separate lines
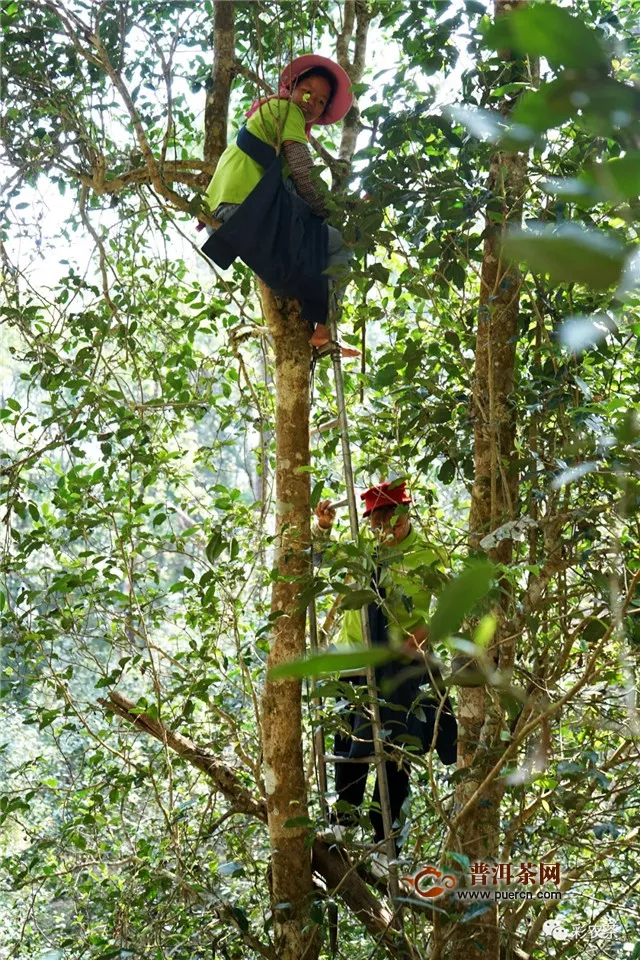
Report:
201,126,329,328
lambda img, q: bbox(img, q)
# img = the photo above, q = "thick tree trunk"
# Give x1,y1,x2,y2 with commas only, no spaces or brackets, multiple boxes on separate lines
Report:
259,286,320,960
443,2,528,959
253,7,373,951
201,0,236,187
334,0,371,192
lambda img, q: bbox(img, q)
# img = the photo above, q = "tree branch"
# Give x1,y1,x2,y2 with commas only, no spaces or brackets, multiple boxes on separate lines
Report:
100,690,420,959
101,691,267,820
333,0,371,189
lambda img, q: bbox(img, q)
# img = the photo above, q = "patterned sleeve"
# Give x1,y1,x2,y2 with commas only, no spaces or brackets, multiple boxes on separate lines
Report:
282,141,329,219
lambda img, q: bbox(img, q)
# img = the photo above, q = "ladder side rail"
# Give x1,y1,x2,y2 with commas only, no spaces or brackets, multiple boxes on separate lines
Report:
308,594,329,821
328,304,400,902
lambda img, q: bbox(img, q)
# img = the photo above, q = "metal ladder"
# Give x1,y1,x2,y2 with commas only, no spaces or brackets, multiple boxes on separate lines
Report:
308,295,400,901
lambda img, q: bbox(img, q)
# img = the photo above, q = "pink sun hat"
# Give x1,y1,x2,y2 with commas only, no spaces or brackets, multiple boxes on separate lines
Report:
279,54,354,125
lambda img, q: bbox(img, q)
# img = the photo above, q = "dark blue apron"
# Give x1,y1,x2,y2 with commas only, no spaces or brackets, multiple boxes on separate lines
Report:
201,126,329,328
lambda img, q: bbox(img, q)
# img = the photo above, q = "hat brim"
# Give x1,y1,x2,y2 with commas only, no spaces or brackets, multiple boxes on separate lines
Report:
362,500,410,519
280,54,354,125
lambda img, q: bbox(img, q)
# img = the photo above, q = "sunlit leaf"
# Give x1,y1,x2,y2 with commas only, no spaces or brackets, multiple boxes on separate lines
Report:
485,4,609,71
590,153,640,202
430,561,495,644
617,249,640,299
474,614,497,649
268,646,394,680
444,105,506,142
540,177,596,205
551,462,598,490
504,223,626,290
557,315,608,353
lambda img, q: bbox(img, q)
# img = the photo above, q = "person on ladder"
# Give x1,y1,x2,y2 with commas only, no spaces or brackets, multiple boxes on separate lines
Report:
312,480,458,873
198,54,359,358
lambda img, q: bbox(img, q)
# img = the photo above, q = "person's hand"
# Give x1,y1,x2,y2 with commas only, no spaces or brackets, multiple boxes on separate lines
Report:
315,499,336,530
403,626,428,656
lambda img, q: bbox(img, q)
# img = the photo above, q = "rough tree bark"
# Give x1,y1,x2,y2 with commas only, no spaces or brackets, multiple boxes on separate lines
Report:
334,0,371,192
200,0,236,188
258,289,319,960
440,2,529,958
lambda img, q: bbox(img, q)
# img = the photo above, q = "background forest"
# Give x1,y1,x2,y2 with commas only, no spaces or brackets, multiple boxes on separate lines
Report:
2,1,640,959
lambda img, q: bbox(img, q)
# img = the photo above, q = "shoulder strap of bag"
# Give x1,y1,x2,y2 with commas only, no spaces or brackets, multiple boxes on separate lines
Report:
237,125,278,169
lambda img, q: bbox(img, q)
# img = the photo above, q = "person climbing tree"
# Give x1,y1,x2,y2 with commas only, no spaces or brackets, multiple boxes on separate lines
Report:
313,480,458,875
200,54,359,357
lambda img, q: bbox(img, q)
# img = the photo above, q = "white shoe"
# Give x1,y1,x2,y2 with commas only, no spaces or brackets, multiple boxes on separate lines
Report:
369,850,389,880
322,824,347,845
369,851,414,894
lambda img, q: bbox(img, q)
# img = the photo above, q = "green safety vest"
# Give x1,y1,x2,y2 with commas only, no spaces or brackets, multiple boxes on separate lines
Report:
335,525,444,648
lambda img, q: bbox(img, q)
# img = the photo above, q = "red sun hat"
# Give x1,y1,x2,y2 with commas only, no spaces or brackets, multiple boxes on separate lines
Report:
280,54,354,125
361,480,412,518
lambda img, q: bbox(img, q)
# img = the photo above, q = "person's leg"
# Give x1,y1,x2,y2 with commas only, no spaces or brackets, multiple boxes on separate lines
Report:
213,203,240,225
326,225,352,291
311,227,359,356
332,716,369,828
369,760,411,844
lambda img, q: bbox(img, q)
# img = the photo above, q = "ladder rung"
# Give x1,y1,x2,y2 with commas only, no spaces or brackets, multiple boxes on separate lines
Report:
321,753,378,764
310,418,340,436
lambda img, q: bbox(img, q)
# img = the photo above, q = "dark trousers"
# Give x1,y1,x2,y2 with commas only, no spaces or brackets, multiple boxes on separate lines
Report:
333,717,410,844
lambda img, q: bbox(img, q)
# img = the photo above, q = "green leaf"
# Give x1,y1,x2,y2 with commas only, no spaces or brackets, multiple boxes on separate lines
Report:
339,588,377,610
590,153,640,202
582,618,607,642
438,460,456,484
511,76,637,140
430,561,495,643
230,906,249,931
39,709,59,729
205,529,227,563
310,480,325,510
503,224,626,291
446,105,506,143
283,816,314,828
268,646,394,681
485,4,609,71
369,263,390,284
375,365,398,388
474,614,497,649
540,177,596,206
218,861,244,877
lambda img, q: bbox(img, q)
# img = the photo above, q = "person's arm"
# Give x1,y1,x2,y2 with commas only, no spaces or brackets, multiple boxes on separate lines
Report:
282,140,329,219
